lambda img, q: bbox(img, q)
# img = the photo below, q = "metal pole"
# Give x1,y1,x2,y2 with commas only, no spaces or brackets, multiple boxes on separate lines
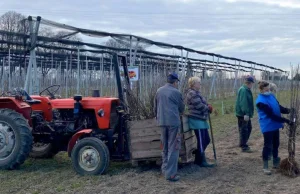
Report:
131,39,140,66
39,60,42,92
51,51,53,85
100,55,104,95
59,62,61,96
209,57,219,99
24,17,34,92
77,46,80,94
55,61,58,84
110,56,113,96
65,57,68,98
233,61,240,94
176,56,179,73
29,54,34,94
86,55,88,96
180,49,183,77
96,62,99,90
69,53,72,93
139,54,142,100
8,49,11,91
32,17,41,94
1,58,4,92
129,36,132,66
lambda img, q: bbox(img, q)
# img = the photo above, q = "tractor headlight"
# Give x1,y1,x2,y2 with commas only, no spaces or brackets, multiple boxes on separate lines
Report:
98,109,104,117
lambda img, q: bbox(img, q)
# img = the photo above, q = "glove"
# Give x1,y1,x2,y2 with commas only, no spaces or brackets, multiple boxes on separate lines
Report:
244,115,250,122
288,120,295,126
284,118,295,126
208,104,213,114
289,108,295,114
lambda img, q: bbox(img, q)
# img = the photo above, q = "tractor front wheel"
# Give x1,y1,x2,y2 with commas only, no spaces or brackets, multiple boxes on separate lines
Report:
0,109,33,169
71,137,110,175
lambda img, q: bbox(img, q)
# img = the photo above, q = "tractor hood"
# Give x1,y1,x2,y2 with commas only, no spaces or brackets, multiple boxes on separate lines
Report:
50,97,119,109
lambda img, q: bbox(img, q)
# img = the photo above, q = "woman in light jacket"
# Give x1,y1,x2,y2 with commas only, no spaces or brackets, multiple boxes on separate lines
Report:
186,76,214,167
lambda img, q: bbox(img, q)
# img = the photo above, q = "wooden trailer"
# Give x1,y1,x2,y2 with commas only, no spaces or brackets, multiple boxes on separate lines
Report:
128,116,197,166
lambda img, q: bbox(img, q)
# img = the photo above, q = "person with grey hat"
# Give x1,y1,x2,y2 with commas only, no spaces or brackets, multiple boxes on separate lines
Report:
235,75,255,152
154,72,185,182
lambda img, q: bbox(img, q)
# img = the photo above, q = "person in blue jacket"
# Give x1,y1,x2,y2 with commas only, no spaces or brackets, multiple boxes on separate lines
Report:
256,81,294,175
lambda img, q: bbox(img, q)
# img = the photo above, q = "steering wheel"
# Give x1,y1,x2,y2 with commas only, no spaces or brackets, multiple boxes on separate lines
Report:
39,85,60,99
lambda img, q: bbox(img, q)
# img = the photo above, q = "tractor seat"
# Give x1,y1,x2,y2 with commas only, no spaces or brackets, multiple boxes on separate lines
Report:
25,99,41,105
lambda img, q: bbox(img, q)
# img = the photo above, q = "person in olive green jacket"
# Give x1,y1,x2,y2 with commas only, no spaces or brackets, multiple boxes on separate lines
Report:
235,76,255,152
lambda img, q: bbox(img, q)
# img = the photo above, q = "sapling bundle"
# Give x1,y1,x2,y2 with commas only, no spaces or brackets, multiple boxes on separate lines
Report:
280,65,300,177
124,74,165,120
125,85,153,120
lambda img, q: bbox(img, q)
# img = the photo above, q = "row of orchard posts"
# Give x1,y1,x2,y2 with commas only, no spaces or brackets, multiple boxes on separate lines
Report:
0,53,291,105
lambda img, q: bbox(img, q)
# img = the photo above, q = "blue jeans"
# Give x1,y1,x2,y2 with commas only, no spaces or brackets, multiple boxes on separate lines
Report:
262,130,279,161
194,129,210,153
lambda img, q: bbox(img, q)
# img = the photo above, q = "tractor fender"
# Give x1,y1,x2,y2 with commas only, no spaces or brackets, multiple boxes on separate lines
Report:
67,129,92,157
0,98,32,126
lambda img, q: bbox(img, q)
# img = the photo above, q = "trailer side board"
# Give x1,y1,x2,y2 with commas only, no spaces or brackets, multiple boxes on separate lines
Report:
129,118,197,163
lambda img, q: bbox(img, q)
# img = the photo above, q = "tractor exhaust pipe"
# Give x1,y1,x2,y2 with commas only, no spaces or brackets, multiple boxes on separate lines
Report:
92,90,100,97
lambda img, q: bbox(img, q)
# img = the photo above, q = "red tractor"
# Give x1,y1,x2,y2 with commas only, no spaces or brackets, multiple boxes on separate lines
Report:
0,54,198,175
0,54,131,175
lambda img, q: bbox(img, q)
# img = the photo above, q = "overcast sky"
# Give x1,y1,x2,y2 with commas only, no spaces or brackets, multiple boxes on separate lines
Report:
1,0,300,72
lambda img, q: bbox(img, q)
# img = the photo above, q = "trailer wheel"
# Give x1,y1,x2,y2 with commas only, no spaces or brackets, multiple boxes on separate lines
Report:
0,109,33,169
71,137,110,175
29,142,59,158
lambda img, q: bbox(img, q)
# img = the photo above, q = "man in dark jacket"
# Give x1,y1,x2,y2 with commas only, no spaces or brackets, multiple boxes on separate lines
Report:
235,76,254,152
154,72,185,182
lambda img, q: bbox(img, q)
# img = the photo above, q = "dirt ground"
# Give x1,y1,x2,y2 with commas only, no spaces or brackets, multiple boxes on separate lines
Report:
1,117,300,194
80,118,300,194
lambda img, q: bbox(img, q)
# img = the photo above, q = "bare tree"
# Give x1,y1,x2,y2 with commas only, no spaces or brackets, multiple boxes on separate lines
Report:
0,11,28,50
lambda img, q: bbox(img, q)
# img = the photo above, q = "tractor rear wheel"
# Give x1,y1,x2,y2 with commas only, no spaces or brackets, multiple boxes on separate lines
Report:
71,137,110,175
0,109,33,169
29,142,59,158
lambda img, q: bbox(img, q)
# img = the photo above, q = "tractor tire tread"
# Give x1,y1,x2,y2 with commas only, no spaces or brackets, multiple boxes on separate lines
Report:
0,108,33,170
71,137,110,175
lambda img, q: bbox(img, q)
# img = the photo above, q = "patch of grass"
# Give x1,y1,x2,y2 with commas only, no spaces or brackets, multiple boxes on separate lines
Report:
56,185,66,192
70,182,82,189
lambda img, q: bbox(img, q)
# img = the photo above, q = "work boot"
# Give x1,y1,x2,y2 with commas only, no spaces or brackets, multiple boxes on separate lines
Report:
273,157,281,169
167,174,180,182
200,153,215,168
263,160,272,175
242,146,253,153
